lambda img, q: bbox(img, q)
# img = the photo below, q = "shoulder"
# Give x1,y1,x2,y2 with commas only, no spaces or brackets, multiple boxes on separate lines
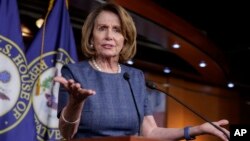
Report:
61,60,91,77
62,60,89,72
121,64,144,78
122,64,142,73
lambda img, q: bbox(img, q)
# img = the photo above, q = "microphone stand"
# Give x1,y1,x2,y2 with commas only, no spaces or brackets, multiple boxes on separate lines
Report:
124,72,141,135
146,81,230,140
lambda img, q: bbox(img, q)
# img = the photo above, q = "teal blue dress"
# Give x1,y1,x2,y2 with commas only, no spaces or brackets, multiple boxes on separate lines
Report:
57,60,152,138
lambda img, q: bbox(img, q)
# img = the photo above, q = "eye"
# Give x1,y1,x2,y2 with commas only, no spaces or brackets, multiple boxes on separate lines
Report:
98,26,107,31
113,27,121,33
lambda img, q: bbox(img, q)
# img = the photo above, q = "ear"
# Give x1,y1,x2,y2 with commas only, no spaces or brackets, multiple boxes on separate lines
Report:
90,38,94,45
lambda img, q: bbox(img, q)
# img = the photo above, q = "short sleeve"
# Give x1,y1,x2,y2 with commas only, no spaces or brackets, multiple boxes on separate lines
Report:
144,90,153,116
139,71,153,116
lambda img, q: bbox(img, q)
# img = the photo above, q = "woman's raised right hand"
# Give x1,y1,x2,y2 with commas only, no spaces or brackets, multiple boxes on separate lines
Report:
54,76,96,103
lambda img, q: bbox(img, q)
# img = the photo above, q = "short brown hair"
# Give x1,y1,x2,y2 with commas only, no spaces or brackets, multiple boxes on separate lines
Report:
81,3,137,63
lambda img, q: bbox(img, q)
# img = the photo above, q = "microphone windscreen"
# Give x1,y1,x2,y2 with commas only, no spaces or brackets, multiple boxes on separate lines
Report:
123,72,130,80
146,81,157,89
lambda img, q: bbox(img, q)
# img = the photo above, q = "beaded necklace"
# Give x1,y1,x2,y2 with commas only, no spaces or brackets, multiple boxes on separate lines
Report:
92,58,121,73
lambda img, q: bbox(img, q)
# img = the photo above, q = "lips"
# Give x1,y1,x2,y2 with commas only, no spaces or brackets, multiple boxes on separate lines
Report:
102,44,114,49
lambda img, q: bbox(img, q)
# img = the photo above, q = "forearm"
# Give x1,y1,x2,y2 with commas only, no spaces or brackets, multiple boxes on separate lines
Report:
145,126,203,141
145,127,184,141
59,100,85,139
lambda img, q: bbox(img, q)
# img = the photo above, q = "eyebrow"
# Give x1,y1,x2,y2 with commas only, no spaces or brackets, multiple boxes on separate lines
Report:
96,24,121,28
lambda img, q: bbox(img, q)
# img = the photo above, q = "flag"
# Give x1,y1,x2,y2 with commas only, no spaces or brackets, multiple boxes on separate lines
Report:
0,0,36,140
26,0,78,140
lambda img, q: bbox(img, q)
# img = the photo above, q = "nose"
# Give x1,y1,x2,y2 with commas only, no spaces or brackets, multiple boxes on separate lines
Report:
105,29,113,40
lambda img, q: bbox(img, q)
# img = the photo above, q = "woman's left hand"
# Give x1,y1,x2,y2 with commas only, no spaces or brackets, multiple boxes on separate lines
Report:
199,119,230,141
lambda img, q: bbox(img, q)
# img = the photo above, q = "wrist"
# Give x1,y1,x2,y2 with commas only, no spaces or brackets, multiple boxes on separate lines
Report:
61,108,80,124
184,126,196,140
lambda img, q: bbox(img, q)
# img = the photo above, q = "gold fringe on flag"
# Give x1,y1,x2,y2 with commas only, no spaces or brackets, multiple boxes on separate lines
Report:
36,0,55,96
66,0,69,9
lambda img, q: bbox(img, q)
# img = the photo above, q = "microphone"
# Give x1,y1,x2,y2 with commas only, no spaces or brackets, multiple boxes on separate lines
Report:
146,80,230,140
123,72,141,135
123,72,130,81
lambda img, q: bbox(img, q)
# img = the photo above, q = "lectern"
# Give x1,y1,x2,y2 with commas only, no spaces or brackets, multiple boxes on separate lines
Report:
71,136,164,141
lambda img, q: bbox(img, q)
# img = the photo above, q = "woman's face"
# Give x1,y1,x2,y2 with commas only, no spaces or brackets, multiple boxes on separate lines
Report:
92,10,124,59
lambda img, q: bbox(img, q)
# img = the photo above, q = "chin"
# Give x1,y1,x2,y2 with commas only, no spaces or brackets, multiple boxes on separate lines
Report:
100,52,119,58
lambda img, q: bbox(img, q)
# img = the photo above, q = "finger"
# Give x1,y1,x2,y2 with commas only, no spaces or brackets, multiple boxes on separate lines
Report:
67,84,78,96
221,127,230,140
54,76,69,88
68,79,75,84
71,83,82,94
88,89,96,95
212,122,230,141
68,79,77,90
220,131,229,141
217,119,229,126
54,76,68,85
75,83,82,91
79,89,96,95
68,80,76,90
211,129,228,141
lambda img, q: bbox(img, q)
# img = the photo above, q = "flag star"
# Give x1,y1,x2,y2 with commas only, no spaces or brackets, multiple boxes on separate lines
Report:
5,121,8,125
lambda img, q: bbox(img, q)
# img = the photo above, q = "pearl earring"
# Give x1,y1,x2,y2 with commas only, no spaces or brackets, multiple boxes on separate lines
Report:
89,44,93,49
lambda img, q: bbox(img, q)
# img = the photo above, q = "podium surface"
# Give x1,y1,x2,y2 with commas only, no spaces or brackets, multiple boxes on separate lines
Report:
71,136,163,141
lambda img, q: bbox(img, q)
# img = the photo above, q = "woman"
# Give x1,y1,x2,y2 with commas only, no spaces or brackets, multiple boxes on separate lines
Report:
54,2,230,141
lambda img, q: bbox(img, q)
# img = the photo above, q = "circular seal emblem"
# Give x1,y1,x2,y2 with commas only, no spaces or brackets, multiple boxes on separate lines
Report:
0,35,32,134
28,49,74,140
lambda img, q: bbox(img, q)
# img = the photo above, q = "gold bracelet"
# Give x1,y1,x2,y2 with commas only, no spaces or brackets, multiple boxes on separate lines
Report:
61,108,80,124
